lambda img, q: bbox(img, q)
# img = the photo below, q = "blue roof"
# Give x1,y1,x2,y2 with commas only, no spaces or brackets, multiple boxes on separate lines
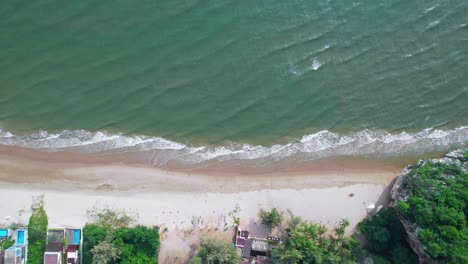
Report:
0,229,7,238
6,245,24,249
6,245,23,254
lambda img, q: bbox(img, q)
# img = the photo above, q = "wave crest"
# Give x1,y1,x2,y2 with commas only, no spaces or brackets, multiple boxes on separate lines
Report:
1,127,467,165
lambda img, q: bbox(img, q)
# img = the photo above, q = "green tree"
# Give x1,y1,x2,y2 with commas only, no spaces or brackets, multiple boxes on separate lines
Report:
390,244,418,264
373,255,392,264
1,237,14,251
27,195,48,264
258,208,283,230
397,201,409,215
286,209,303,230
400,161,467,261
113,225,160,263
189,256,202,264
83,224,108,264
197,238,241,264
91,239,120,264
83,208,159,263
358,208,418,263
273,219,360,264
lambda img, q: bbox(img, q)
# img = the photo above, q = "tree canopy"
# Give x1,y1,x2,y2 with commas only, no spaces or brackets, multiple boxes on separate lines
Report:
359,209,418,264
398,162,467,263
259,208,284,230
83,208,159,264
27,195,48,264
272,217,360,264
191,238,240,264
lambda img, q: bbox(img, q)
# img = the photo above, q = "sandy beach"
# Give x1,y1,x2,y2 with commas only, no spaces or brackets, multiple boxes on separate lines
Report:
0,145,400,262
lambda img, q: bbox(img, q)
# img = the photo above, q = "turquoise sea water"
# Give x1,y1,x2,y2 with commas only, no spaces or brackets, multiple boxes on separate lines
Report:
0,0,467,164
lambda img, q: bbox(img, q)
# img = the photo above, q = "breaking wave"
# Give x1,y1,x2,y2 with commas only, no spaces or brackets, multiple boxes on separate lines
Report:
0,127,467,165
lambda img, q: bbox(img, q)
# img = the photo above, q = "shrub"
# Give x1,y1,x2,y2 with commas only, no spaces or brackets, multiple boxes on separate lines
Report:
91,239,120,264
228,204,241,226
86,207,136,230
188,256,202,264
397,201,410,215
1,237,14,250
9,222,24,230
196,238,240,264
273,218,361,263
258,208,283,230
27,195,48,264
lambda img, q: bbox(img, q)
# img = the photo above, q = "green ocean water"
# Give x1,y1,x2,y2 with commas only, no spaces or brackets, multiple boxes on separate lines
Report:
0,0,467,163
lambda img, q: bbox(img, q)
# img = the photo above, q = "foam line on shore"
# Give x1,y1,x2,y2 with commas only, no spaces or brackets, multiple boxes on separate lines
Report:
0,126,467,165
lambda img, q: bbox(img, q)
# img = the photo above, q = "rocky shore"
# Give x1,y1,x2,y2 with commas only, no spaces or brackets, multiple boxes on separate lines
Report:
389,148,467,263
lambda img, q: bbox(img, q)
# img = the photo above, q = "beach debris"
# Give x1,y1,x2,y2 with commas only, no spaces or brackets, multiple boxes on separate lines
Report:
376,205,383,214
96,183,113,191
348,193,354,197
366,204,375,214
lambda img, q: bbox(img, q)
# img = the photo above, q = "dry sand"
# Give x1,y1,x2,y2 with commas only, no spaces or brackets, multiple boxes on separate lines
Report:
0,146,400,263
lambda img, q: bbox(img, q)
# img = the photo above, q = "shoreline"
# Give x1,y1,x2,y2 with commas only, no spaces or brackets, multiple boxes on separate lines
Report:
0,144,400,193
0,145,400,262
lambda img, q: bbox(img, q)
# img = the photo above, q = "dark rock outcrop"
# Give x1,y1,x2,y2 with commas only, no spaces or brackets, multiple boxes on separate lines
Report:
389,148,467,264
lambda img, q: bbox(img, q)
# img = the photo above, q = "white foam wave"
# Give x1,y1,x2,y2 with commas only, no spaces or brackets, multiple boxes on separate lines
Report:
424,4,439,13
427,19,440,29
311,58,322,70
0,127,467,165
403,43,437,58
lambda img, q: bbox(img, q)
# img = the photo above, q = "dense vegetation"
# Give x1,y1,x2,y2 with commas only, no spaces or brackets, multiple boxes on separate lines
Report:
259,208,284,230
272,217,360,263
83,224,108,264
359,209,418,264
397,161,467,263
189,238,240,264
188,256,202,264
27,196,48,264
1,237,14,251
83,208,159,264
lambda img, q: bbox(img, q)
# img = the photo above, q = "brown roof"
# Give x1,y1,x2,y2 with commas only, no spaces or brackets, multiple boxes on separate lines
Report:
66,245,79,252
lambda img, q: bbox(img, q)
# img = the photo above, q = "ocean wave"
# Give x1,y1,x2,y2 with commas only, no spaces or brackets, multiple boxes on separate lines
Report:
0,127,467,165
311,58,322,71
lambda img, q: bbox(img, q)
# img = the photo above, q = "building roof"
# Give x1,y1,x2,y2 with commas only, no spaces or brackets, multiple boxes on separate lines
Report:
44,253,60,264
242,239,252,258
66,244,79,252
5,245,24,250
236,238,245,246
46,242,63,253
252,239,269,252
256,256,273,264
240,230,249,239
